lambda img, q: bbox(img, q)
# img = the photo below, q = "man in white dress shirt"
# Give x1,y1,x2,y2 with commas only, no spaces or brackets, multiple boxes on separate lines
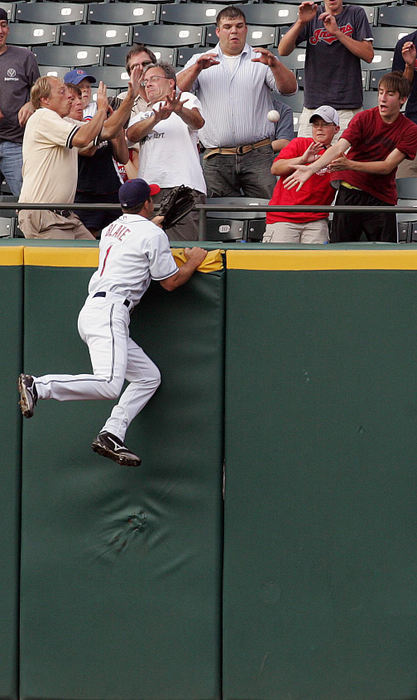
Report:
176,5,297,198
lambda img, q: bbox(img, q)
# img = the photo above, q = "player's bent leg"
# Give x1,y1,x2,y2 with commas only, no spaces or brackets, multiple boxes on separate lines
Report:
101,338,161,442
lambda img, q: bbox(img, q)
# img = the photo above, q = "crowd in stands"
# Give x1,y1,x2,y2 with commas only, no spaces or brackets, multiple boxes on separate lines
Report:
1,1,417,244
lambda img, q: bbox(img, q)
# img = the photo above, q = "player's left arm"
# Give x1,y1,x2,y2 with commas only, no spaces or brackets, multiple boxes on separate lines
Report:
329,147,406,175
319,12,374,62
160,247,207,291
252,48,297,95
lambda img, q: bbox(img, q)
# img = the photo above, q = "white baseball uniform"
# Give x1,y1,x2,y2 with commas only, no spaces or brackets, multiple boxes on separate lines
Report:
32,214,179,440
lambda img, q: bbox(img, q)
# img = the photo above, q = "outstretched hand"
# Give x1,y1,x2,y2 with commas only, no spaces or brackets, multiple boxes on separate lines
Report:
283,165,312,191
298,1,318,23
402,41,417,67
127,65,142,98
301,141,323,164
318,11,339,35
328,154,351,171
252,47,278,67
96,81,108,113
196,52,220,70
184,247,208,265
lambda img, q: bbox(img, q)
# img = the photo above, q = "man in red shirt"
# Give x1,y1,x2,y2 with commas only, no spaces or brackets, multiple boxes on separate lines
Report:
284,72,417,242
264,105,339,244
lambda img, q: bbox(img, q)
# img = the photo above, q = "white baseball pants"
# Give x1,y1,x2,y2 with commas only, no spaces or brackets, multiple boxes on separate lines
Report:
34,293,161,441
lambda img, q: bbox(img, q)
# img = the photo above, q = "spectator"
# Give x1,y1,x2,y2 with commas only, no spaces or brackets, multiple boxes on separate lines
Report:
65,72,129,239
63,68,96,119
283,72,417,243
270,92,295,154
18,72,140,239
126,62,206,241
278,0,373,138
264,105,339,244
0,8,39,196
177,6,297,199
393,33,417,178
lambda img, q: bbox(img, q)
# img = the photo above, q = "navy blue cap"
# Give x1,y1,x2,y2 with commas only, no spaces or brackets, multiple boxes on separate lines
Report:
64,69,95,85
119,178,160,208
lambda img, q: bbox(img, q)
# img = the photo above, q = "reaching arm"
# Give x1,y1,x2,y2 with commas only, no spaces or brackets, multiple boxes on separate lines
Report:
176,53,219,92
278,1,317,56
100,66,142,140
401,41,417,85
319,12,374,62
160,247,207,291
271,140,323,176
110,130,129,164
283,137,350,190
72,81,108,148
252,48,297,94
272,138,290,153
328,147,406,176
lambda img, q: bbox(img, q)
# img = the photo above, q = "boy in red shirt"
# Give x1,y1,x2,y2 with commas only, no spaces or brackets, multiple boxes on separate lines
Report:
264,105,339,244
284,71,417,242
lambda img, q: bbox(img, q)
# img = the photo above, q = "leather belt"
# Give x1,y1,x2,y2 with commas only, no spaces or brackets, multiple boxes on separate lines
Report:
93,291,130,308
203,138,272,159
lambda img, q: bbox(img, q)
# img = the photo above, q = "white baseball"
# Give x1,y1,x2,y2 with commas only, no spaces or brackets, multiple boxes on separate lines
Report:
267,109,280,123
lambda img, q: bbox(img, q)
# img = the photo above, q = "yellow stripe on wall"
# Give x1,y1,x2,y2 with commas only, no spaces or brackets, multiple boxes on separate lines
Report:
24,247,99,267
0,246,24,265
227,249,417,271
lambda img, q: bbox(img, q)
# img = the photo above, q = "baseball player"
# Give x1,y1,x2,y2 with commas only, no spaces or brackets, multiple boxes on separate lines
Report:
18,178,207,467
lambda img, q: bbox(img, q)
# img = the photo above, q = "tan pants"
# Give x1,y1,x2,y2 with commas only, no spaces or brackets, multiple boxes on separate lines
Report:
263,219,329,244
18,209,95,240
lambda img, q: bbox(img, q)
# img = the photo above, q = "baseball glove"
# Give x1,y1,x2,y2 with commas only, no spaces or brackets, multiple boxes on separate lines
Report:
158,185,196,230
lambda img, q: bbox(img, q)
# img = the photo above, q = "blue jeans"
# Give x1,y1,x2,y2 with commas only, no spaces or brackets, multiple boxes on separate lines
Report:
203,143,276,199
0,140,23,196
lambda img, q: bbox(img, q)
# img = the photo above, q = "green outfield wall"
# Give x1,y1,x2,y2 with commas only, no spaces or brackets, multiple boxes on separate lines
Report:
2,242,417,699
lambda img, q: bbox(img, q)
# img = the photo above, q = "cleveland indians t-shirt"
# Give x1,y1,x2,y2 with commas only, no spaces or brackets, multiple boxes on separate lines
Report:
296,5,373,109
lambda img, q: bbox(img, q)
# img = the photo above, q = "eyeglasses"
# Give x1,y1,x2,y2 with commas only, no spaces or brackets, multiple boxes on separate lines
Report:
127,60,152,75
141,75,167,87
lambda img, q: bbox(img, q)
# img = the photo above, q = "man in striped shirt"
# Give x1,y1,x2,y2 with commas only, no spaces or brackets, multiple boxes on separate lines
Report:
177,6,297,199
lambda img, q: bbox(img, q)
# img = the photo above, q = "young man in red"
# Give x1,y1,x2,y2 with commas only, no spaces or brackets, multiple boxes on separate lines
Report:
264,105,339,244
284,71,417,242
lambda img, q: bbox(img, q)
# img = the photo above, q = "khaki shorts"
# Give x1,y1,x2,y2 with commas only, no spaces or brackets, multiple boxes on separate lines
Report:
18,209,95,240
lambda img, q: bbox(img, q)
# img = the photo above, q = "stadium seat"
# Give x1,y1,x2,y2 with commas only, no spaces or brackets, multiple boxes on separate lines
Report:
377,6,417,27
276,90,304,113
357,5,377,25
7,23,58,46
236,3,298,26
133,24,203,47
362,89,378,108
38,64,71,79
361,49,393,73
160,3,225,25
396,178,417,243
0,216,15,238
278,48,306,70
88,3,158,26
89,65,130,89
33,45,101,67
176,46,208,67
204,197,269,242
371,26,414,49
104,44,176,65
206,23,276,47
369,67,388,89
15,3,86,24
61,24,131,46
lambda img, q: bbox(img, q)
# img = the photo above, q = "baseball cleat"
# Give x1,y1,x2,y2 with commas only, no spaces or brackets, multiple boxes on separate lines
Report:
91,431,142,467
18,373,38,418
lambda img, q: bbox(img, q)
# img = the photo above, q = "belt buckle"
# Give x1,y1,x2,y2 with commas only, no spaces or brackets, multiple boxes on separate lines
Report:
236,145,246,155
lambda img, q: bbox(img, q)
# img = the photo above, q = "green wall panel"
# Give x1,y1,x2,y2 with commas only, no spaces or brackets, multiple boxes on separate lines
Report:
20,265,224,700
0,263,22,700
223,270,417,699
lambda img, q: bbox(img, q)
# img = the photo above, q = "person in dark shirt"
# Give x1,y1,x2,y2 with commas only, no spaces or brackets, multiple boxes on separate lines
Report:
393,30,417,178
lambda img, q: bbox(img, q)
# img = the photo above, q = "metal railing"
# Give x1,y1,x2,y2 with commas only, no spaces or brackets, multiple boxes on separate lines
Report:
1,201,417,241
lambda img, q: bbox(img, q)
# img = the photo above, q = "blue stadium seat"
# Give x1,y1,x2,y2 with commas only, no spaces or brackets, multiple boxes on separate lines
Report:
7,23,58,45
133,23,203,47
16,3,86,24
33,44,101,67
104,44,176,66
61,24,131,46
160,3,225,25
88,3,158,26
372,26,415,49
378,5,417,27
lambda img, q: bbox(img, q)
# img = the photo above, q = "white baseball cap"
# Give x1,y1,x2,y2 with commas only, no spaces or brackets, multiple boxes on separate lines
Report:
309,105,339,126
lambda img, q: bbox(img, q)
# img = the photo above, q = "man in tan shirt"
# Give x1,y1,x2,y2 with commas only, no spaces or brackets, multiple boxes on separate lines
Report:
18,72,140,239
